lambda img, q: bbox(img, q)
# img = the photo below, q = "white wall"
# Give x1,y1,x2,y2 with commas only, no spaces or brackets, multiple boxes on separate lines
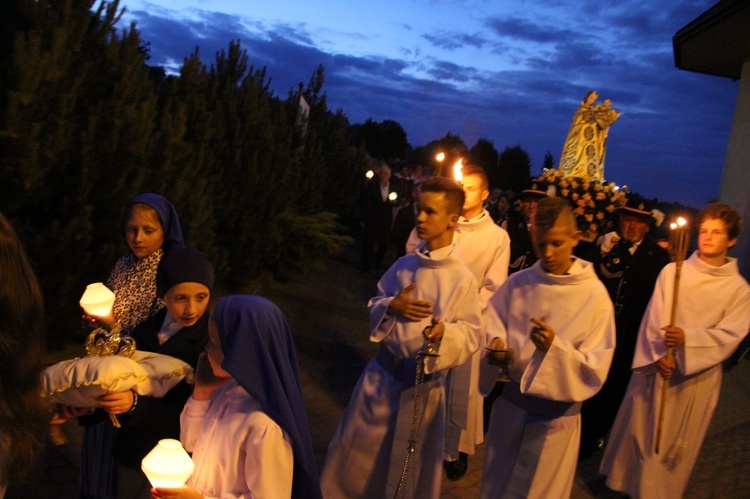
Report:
719,56,750,279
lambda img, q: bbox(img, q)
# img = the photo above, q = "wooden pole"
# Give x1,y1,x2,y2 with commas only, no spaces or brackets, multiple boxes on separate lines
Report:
655,221,690,454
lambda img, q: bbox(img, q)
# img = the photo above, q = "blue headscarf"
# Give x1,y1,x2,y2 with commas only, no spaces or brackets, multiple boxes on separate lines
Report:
214,296,322,499
120,193,185,254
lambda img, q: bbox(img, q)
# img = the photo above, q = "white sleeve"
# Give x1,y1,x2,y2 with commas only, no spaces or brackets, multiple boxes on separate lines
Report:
368,267,398,342
180,396,210,453
426,279,481,374
479,299,510,396
243,415,294,498
520,294,616,402
679,286,750,375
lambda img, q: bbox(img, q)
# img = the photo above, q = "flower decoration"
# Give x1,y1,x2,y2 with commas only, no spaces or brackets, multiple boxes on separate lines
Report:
535,169,627,239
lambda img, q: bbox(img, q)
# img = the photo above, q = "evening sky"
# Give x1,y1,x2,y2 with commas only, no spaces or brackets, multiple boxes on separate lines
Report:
118,0,737,208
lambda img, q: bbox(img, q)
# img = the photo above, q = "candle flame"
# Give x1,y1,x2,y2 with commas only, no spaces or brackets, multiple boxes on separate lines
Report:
435,152,445,162
677,217,687,227
388,192,398,201
670,223,677,230
365,170,374,179
453,159,464,182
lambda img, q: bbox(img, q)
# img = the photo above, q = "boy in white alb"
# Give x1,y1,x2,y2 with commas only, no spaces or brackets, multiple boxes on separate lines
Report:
480,196,616,498
600,202,750,498
321,177,482,499
443,165,510,481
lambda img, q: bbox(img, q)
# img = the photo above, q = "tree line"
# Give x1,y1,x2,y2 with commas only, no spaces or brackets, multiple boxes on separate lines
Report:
1,0,363,347
1,0,591,348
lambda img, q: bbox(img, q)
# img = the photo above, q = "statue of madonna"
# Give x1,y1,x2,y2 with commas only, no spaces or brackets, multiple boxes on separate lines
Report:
558,91,620,181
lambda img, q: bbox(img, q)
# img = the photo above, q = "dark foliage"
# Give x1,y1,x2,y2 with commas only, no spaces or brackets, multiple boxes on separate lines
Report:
1,0,361,347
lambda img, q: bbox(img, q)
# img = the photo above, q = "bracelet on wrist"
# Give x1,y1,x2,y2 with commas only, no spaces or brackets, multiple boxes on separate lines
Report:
126,391,139,414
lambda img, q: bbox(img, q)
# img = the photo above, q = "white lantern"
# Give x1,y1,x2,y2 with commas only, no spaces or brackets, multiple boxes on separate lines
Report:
141,439,195,488
79,283,116,316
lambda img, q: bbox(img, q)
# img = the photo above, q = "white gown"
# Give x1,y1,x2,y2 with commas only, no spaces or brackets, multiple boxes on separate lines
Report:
320,245,481,499
600,252,750,499
480,258,615,499
445,210,510,457
181,380,294,499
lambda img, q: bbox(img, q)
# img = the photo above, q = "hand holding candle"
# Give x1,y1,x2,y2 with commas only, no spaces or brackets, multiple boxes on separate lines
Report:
80,282,117,329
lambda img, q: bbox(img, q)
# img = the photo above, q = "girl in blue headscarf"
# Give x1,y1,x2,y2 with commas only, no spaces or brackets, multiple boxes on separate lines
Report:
84,192,185,333
80,193,184,499
152,295,322,499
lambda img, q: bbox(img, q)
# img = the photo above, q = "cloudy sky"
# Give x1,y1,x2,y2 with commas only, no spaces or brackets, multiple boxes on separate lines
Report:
118,0,737,208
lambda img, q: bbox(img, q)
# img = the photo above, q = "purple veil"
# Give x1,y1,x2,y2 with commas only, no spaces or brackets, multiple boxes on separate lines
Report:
120,193,184,253
214,295,322,499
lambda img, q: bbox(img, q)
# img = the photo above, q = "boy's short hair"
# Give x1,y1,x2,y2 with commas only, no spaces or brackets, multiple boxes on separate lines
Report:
534,197,577,233
421,177,465,215
698,202,742,240
461,165,489,191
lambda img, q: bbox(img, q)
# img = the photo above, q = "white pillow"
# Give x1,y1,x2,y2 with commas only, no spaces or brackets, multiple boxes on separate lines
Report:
42,350,195,408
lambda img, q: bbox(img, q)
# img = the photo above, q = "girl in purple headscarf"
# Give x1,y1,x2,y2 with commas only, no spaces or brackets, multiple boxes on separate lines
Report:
152,295,322,499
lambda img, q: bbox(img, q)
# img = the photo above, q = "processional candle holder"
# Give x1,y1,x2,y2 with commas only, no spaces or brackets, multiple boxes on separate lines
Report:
656,216,690,454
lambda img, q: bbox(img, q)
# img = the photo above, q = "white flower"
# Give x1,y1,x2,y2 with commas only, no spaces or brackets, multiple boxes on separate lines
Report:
651,209,665,227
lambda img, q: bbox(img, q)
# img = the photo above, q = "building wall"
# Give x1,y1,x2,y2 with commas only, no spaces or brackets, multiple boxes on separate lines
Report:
719,56,750,279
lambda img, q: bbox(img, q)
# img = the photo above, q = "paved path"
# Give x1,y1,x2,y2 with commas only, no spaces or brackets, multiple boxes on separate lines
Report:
10,245,750,498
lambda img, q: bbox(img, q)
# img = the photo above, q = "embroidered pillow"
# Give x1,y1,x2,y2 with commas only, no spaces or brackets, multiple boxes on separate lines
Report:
42,350,194,408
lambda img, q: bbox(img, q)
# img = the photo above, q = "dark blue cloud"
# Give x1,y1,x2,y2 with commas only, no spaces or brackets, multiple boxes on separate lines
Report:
422,31,488,50
485,16,574,44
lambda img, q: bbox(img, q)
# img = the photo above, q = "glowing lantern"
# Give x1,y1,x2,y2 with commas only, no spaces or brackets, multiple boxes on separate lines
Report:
79,283,116,317
141,439,194,488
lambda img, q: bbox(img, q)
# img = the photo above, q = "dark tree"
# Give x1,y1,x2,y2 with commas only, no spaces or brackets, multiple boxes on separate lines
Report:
1,3,362,345
541,151,555,175
467,138,500,187
350,118,410,162
497,145,532,194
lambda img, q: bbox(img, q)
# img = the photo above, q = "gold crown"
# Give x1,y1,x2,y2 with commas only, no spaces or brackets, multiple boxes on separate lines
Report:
85,322,136,358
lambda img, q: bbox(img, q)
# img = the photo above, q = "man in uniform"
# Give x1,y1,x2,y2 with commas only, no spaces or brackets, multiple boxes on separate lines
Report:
579,195,671,458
